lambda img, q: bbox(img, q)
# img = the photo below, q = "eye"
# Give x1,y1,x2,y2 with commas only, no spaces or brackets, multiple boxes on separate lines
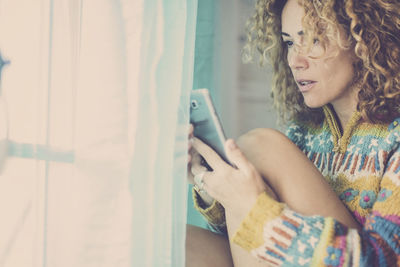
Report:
283,40,294,48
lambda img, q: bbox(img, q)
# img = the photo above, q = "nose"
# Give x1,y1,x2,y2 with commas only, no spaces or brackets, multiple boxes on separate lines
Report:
287,48,309,71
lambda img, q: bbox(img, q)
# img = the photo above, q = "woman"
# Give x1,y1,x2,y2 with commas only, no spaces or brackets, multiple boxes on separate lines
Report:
187,0,400,266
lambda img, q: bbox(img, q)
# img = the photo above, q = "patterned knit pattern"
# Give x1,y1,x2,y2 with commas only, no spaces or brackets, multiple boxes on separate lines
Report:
193,106,400,266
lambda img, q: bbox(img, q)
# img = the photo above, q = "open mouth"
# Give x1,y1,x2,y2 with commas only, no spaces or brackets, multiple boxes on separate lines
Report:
297,80,317,92
298,80,315,86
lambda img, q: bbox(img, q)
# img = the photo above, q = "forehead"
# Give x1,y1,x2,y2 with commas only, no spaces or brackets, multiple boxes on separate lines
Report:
281,0,304,35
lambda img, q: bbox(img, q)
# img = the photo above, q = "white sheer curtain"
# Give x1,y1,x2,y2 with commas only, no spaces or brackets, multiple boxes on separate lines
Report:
0,0,197,266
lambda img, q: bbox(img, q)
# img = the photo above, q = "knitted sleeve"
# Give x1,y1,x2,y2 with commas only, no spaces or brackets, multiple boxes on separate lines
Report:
232,126,400,266
192,188,227,235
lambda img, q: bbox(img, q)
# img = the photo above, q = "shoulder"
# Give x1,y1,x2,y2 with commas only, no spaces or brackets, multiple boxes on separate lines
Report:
345,117,400,153
386,117,400,149
285,119,323,144
377,117,400,146
388,117,400,132
355,117,400,153
285,121,305,142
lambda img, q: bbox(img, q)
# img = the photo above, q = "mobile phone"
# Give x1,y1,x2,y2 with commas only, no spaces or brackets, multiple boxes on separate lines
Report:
190,89,231,166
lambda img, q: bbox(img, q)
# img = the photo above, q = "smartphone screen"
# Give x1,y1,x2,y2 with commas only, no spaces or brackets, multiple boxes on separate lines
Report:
190,89,231,166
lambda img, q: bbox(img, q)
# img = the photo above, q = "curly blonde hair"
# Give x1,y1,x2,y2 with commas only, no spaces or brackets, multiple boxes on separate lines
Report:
243,0,400,124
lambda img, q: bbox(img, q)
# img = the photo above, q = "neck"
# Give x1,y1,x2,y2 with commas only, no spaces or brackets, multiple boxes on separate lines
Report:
332,103,356,129
323,104,362,153
330,83,360,128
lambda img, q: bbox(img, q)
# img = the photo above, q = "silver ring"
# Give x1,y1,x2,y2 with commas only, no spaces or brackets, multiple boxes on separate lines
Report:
194,171,206,191
193,184,206,194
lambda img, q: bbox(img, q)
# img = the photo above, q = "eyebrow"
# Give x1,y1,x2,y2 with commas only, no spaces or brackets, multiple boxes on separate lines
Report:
281,30,304,37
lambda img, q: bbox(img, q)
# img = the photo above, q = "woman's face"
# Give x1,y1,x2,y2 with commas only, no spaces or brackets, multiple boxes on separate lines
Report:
281,0,358,111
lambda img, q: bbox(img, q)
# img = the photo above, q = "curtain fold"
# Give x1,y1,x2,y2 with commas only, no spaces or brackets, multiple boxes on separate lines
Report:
0,0,197,266
129,0,197,265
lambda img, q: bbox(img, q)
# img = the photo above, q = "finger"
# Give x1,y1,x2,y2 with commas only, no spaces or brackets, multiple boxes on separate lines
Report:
192,137,228,171
191,150,202,164
188,149,200,184
199,172,218,199
225,139,254,176
194,171,210,191
190,152,207,175
191,162,207,176
188,124,194,139
193,171,207,187
188,138,193,150
187,141,197,169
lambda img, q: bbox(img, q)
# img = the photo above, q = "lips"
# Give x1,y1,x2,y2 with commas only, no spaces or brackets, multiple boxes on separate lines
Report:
296,79,317,92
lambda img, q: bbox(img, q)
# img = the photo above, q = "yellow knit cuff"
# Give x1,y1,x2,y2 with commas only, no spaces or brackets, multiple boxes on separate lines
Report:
192,187,225,225
232,192,285,251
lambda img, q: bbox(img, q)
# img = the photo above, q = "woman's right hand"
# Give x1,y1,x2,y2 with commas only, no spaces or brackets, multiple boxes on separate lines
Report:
188,124,215,205
188,124,206,183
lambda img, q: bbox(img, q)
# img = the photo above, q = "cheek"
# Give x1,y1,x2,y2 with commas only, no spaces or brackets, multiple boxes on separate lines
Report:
309,44,325,58
286,50,294,70
335,56,356,85
330,49,356,76
321,63,355,96
322,54,355,82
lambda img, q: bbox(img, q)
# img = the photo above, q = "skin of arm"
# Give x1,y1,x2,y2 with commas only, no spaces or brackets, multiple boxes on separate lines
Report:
235,128,361,230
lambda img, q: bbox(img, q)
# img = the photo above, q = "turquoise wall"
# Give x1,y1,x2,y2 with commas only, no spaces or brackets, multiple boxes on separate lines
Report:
187,0,216,229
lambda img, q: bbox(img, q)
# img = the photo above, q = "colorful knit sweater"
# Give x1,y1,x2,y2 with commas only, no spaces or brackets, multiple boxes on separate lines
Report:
193,105,400,266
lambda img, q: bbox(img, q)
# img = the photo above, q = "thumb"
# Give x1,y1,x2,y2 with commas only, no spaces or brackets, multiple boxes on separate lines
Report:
225,139,253,175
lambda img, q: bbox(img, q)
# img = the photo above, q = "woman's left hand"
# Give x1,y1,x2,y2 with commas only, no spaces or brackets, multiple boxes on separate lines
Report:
191,137,268,220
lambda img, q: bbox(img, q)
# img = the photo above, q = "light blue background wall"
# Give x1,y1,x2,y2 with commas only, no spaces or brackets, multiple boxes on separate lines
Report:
187,0,216,229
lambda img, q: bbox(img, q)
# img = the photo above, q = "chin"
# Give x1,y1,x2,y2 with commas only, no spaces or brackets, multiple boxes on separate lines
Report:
303,99,327,109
